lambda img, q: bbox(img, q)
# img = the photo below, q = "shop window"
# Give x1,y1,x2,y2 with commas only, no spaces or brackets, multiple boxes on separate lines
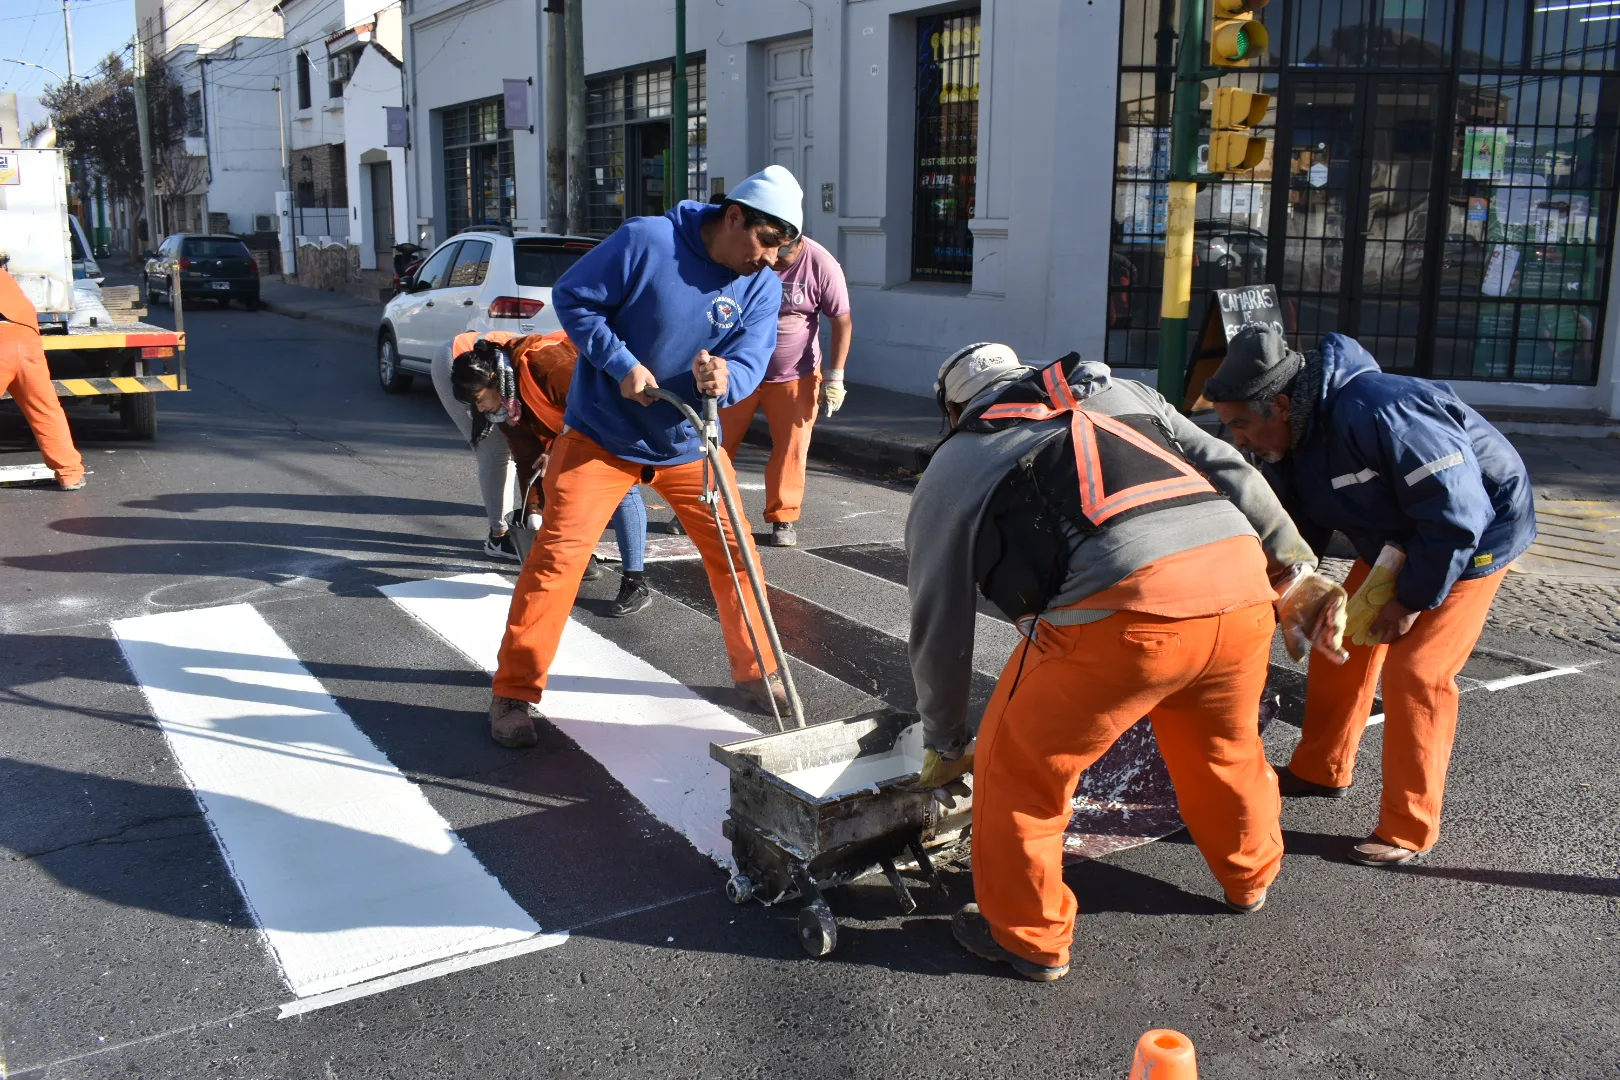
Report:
442,98,515,234
584,57,706,236
911,10,980,283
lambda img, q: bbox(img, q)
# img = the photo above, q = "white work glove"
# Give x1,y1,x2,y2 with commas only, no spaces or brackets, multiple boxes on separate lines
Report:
820,370,846,418
1274,568,1349,664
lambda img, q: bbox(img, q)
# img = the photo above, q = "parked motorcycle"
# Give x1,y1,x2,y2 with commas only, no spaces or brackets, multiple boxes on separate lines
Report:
391,242,426,296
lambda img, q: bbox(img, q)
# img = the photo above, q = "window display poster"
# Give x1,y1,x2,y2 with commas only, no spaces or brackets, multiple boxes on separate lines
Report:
1467,196,1489,222
1463,127,1511,181
1481,243,1520,297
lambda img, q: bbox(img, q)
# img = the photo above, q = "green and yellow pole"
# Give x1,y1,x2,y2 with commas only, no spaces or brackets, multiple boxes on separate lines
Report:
671,0,688,204
1156,0,1206,403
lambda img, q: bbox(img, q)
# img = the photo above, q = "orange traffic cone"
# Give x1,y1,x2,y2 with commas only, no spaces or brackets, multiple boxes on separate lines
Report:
1128,1029,1197,1079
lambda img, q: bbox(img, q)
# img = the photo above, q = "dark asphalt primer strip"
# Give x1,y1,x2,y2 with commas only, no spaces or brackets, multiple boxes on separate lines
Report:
806,542,1010,623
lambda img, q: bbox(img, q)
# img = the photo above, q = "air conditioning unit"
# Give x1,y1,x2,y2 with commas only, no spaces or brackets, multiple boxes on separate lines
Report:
253,213,275,233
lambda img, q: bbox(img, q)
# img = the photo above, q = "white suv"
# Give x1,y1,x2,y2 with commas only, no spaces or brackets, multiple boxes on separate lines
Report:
376,228,597,393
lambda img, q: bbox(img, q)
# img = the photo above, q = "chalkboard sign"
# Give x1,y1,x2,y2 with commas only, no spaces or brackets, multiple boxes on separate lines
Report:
1183,284,1288,411
1213,284,1285,341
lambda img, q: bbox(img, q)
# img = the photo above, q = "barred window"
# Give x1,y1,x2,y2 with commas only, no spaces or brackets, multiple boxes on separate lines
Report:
585,56,706,236
441,98,515,234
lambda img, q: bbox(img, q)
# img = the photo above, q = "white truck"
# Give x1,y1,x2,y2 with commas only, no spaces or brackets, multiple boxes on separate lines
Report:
0,145,185,439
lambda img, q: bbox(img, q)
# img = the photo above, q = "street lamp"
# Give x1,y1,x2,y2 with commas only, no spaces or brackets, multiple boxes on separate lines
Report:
1,58,67,82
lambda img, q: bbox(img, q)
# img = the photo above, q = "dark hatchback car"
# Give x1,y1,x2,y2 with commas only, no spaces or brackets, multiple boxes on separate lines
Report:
143,234,261,309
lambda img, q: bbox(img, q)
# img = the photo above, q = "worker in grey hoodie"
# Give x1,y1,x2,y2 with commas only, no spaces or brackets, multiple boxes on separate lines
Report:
907,343,1346,983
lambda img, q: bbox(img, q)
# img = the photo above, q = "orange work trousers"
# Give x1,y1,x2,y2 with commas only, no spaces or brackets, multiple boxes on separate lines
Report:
0,322,84,486
1290,559,1507,852
719,373,820,523
973,604,1282,968
493,429,778,701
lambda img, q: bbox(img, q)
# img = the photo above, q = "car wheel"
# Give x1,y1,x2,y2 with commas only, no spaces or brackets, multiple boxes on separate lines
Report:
147,279,165,306
378,330,413,394
243,294,261,311
217,296,231,309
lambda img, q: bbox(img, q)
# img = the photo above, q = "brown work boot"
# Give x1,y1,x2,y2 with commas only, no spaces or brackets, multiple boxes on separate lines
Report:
1347,834,1429,867
1275,764,1351,799
1223,889,1267,914
951,904,1068,982
58,475,87,491
736,671,789,715
488,695,542,748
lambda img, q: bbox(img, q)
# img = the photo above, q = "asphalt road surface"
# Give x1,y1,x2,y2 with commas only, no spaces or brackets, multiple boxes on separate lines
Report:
2,298,1616,1079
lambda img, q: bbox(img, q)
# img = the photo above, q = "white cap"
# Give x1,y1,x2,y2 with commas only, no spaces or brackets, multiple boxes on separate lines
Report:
725,165,804,237
937,342,1027,405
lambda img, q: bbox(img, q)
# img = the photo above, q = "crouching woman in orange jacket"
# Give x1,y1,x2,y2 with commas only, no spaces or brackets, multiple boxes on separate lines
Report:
448,331,651,644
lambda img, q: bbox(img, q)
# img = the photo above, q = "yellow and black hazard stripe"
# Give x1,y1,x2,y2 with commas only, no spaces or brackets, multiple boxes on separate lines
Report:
1,375,184,401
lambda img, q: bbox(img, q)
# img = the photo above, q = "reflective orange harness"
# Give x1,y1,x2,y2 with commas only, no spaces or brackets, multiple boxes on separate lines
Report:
974,361,1218,527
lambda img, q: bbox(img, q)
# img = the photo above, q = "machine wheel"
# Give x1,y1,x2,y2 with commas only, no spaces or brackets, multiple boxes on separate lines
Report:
725,874,755,906
378,330,413,393
120,394,157,440
797,903,837,958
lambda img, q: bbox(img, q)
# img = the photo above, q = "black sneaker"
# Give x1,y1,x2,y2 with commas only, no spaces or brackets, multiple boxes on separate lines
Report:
609,575,651,617
950,904,1069,982
1275,764,1351,799
770,521,798,547
484,530,520,562
581,554,606,582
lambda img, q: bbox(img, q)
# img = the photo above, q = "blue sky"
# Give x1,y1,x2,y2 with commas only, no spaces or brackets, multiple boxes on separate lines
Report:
2,0,139,128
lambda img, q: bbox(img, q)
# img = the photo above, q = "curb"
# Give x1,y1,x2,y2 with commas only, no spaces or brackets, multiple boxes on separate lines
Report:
260,298,378,339
742,413,938,479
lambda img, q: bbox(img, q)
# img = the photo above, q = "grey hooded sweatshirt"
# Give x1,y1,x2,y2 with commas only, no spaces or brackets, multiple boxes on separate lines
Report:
906,365,1318,752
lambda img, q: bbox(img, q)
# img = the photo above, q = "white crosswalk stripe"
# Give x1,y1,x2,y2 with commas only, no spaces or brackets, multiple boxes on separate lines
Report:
111,603,565,1004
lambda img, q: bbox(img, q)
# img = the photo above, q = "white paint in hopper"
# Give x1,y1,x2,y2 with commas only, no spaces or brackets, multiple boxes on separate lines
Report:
112,603,553,999
381,573,756,866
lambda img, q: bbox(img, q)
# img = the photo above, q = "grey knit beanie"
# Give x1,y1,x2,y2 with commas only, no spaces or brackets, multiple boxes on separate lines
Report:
1203,324,1305,404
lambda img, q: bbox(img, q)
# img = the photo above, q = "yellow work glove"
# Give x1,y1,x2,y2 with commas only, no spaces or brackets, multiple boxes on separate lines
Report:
820,376,847,418
1344,545,1407,647
1274,570,1349,663
916,747,973,788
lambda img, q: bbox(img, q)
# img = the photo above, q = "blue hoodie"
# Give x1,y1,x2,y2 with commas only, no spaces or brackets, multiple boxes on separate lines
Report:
1265,334,1536,611
553,202,783,465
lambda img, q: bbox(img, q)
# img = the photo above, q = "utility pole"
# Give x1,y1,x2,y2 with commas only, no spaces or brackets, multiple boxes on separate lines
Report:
1155,0,1204,403
62,0,76,81
564,0,585,234
670,0,686,207
544,1,566,233
132,40,160,249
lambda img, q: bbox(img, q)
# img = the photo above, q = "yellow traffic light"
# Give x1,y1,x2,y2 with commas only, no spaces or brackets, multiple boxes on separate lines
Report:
1208,86,1270,174
1209,131,1267,172
1210,0,1270,68
1212,86,1269,130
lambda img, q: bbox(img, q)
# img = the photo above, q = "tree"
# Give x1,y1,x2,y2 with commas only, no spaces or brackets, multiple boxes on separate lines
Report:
39,50,186,204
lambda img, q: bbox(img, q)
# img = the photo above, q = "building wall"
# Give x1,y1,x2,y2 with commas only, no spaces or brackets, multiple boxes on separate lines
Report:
578,0,1118,398
197,37,284,235
402,0,545,247
283,0,349,155
344,43,409,271
136,0,282,57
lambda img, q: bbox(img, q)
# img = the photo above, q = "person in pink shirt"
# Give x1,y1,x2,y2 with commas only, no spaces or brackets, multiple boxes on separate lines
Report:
719,234,852,547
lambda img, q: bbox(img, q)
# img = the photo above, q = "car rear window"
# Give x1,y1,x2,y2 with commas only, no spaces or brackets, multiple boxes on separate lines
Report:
513,240,593,287
183,238,251,258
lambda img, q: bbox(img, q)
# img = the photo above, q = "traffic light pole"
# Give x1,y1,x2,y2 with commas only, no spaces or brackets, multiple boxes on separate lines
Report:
1156,0,1206,403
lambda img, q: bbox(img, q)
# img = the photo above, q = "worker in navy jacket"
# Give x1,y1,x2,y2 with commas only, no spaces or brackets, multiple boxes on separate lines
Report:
483,166,803,749
1207,326,1535,867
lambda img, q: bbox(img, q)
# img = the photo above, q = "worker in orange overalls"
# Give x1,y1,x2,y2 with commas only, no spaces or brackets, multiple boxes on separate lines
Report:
1207,325,1536,867
908,343,1346,981
0,265,85,490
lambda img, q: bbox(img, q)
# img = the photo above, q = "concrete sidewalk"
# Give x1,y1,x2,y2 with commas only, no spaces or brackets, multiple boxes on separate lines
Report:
259,278,384,338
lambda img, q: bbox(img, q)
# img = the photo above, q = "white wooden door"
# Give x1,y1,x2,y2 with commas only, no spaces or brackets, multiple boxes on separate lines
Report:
766,38,813,191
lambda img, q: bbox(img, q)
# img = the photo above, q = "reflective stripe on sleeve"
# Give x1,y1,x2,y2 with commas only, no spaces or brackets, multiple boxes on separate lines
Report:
1403,451,1466,486
1331,467,1379,489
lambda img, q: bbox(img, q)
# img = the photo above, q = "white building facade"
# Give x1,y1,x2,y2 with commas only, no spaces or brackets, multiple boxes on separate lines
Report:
338,4,409,282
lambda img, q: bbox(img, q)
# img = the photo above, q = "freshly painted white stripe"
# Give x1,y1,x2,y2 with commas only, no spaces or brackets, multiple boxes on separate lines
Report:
1404,451,1465,486
381,573,755,866
112,604,544,998
277,930,568,1018
1481,667,1581,692
1331,467,1379,490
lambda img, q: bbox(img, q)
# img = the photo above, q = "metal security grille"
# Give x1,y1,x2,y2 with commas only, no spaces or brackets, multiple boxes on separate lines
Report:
442,97,515,234
912,10,981,283
1108,0,1620,386
585,57,707,237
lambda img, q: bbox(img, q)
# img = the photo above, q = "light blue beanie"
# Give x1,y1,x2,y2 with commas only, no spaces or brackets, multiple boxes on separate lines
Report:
725,165,804,237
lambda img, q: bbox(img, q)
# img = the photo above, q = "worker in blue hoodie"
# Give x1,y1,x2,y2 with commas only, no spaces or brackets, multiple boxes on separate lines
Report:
1206,325,1535,867
485,166,803,748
